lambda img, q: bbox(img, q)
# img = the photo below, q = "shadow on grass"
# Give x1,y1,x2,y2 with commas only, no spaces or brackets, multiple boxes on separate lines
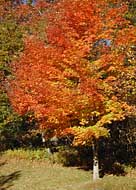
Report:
0,156,21,190
77,162,127,178
0,171,21,190
0,161,7,168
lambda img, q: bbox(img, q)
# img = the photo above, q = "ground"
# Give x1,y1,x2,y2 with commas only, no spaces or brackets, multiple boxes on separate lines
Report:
0,155,136,190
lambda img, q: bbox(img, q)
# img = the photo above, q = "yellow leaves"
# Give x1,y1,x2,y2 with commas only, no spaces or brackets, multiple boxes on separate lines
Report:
125,46,136,65
91,111,101,117
90,126,109,139
92,99,129,128
105,100,123,114
79,118,89,126
72,125,109,146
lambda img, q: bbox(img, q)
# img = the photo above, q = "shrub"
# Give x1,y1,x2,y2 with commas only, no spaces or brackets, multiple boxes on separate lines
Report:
52,147,79,166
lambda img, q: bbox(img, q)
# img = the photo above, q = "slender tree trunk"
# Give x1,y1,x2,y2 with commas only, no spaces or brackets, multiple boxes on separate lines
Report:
92,140,99,181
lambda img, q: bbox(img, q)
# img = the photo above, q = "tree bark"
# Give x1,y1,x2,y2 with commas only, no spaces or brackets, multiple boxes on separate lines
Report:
92,140,99,181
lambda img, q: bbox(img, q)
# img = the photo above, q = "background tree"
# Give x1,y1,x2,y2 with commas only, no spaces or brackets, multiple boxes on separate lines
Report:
0,0,25,151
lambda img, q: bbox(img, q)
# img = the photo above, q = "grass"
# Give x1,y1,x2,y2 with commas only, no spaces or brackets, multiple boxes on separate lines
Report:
0,158,91,190
0,150,136,190
2,148,49,161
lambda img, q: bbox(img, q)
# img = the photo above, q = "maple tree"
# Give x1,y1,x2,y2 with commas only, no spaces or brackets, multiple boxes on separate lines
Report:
8,0,136,179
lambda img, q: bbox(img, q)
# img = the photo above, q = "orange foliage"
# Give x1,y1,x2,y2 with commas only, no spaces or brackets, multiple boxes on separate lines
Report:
8,0,136,144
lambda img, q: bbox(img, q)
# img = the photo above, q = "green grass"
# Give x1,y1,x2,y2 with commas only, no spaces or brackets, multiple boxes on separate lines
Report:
0,158,91,190
0,150,136,190
2,148,50,161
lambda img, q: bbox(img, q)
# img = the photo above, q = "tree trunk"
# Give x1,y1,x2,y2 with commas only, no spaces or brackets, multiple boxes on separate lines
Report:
92,140,99,181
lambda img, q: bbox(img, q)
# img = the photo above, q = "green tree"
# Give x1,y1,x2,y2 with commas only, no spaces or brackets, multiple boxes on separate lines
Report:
0,0,24,151
125,0,136,25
